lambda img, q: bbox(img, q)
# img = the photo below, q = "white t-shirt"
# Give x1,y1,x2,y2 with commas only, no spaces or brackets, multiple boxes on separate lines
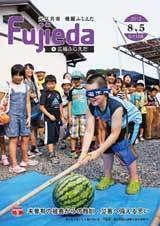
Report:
10,82,27,93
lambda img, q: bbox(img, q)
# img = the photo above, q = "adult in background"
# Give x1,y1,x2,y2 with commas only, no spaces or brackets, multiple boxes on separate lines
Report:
104,70,116,89
24,63,42,156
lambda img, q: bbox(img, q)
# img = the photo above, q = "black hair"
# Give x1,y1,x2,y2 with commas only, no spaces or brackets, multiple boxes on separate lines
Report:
87,74,107,88
24,63,39,98
24,63,34,71
24,63,35,82
105,70,116,78
123,74,132,81
45,74,57,84
86,69,96,78
11,64,24,77
150,87,158,92
127,82,136,88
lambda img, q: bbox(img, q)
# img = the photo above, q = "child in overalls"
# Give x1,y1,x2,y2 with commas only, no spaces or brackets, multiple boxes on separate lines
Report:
5,64,38,173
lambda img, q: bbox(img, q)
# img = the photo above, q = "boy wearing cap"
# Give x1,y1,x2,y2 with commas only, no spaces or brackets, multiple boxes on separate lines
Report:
130,80,147,142
68,71,88,158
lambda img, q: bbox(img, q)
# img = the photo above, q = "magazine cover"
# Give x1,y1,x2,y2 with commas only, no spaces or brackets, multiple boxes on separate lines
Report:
0,0,159,225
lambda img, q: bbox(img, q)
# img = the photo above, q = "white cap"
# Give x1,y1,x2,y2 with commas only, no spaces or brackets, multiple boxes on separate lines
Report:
137,80,145,85
118,75,123,79
61,79,72,86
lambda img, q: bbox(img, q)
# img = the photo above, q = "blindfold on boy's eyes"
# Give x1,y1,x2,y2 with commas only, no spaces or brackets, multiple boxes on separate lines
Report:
86,87,111,98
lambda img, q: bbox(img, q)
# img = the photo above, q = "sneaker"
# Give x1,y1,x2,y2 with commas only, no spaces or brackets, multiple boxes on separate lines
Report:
1,155,9,166
48,152,59,163
30,146,42,156
135,139,139,144
20,159,39,167
139,136,144,142
60,142,67,150
37,139,45,147
96,176,115,190
126,179,141,195
28,151,36,158
9,165,26,174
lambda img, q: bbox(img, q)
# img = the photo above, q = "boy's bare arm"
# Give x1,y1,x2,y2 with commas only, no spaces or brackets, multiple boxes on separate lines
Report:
40,105,56,121
60,104,64,122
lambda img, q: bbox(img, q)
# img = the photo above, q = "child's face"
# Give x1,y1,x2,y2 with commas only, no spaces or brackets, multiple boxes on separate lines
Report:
115,81,122,89
136,84,144,92
62,84,71,93
72,79,81,87
25,66,34,78
12,74,24,84
36,72,45,81
128,86,136,94
151,90,157,97
46,81,56,91
106,75,115,84
124,76,131,84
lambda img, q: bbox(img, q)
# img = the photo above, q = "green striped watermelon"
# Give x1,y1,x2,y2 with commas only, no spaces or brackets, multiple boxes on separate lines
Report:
53,173,95,209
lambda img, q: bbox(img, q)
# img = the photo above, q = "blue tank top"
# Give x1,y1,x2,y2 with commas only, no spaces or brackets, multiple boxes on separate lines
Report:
89,95,142,128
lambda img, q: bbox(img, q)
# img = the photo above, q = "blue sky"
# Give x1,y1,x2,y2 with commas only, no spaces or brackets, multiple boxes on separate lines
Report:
31,0,160,79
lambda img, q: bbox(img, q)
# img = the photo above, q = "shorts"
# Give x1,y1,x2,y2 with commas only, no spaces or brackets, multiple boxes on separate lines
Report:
5,115,31,137
104,122,140,154
0,125,5,136
70,115,86,138
44,120,60,144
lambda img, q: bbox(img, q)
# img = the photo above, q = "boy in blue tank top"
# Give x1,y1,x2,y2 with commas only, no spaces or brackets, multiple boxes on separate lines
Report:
79,74,142,195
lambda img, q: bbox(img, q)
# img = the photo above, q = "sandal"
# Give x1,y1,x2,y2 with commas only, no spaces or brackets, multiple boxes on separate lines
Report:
71,151,78,159
1,155,9,166
9,165,26,174
20,159,39,167
126,179,141,195
96,176,115,190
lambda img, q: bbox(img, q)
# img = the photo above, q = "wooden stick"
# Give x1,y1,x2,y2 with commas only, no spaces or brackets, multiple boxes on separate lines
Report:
151,208,160,226
0,161,81,217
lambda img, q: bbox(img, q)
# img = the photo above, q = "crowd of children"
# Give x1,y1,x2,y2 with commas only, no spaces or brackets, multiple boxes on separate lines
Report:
0,66,160,175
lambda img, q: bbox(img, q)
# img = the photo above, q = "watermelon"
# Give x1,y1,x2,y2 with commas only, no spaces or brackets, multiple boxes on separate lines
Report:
53,173,95,209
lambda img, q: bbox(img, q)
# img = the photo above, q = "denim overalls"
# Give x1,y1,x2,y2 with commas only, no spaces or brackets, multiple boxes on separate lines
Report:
5,83,31,137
